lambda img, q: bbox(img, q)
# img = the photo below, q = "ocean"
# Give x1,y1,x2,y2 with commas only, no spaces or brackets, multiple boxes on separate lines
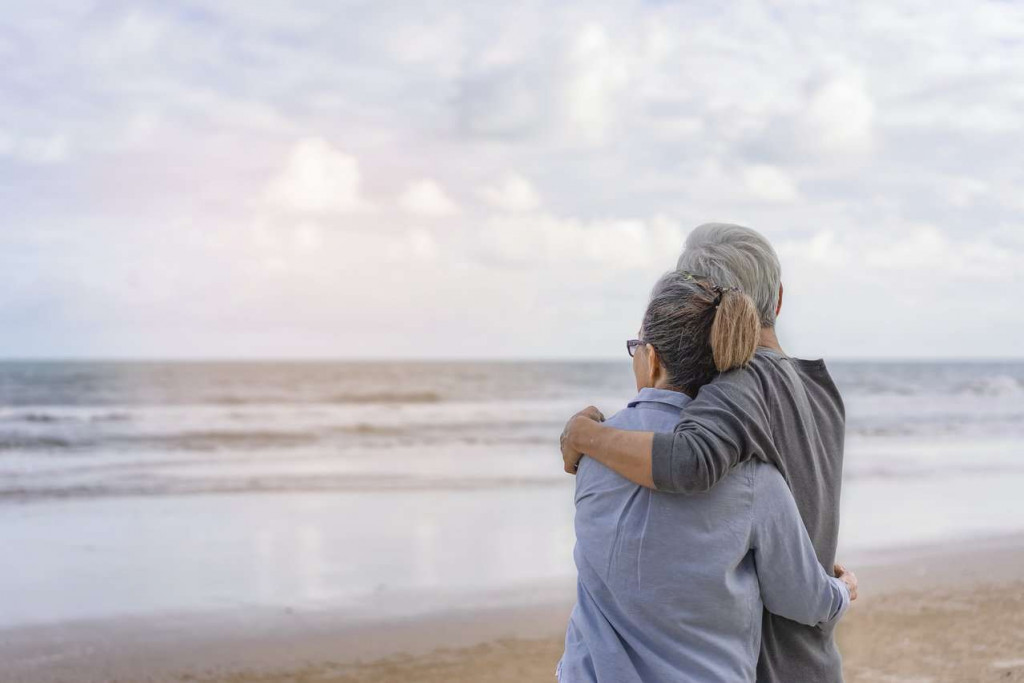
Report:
2,359,1023,629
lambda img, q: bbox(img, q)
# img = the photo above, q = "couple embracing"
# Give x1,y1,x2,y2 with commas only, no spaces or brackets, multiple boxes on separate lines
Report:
556,223,857,683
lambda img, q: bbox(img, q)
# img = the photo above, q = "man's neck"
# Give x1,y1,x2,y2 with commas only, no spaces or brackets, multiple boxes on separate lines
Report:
758,326,786,355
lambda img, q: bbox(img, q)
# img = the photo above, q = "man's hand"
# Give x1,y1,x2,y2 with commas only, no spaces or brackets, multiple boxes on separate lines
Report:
560,406,605,474
834,563,858,601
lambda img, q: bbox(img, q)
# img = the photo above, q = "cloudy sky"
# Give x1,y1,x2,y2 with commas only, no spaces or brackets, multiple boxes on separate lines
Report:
2,0,1022,360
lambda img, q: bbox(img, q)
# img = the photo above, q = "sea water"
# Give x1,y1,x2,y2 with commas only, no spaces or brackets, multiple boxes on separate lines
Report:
1,360,1023,628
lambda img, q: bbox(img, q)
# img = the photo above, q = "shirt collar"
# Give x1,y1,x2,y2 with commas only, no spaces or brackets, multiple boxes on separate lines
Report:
627,387,692,412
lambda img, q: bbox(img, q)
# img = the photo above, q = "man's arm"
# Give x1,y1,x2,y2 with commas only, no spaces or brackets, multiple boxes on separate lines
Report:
752,465,856,626
561,371,772,493
562,410,656,488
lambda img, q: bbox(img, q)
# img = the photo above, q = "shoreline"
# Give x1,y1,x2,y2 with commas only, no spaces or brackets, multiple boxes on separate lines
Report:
5,532,1024,682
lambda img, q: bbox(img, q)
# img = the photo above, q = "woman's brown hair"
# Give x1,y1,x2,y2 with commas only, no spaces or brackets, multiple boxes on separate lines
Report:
710,288,760,372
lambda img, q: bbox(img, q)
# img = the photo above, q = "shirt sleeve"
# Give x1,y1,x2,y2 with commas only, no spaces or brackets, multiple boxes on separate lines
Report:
650,370,773,494
750,464,849,627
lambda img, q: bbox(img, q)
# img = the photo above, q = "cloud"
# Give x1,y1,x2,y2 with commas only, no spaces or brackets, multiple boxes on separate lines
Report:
264,138,367,214
778,225,1015,282
478,212,683,270
863,224,1015,279
742,164,800,203
406,227,440,261
4,0,1024,358
479,173,542,212
0,132,70,164
0,129,14,156
81,9,165,66
399,179,460,216
562,23,630,146
456,67,546,139
803,73,875,154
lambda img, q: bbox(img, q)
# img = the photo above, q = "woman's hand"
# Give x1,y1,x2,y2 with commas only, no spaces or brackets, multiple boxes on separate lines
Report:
834,563,858,601
560,406,605,474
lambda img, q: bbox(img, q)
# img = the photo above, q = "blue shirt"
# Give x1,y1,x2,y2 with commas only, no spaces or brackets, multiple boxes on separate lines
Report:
557,388,849,683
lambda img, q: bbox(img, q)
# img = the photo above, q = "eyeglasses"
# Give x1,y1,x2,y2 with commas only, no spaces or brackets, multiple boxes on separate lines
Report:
626,339,648,357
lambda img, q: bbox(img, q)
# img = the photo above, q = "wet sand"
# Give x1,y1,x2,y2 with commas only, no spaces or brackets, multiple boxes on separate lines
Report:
5,535,1024,683
206,580,1024,683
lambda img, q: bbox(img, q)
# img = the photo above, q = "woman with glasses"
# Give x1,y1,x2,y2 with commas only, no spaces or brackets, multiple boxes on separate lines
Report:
556,270,857,683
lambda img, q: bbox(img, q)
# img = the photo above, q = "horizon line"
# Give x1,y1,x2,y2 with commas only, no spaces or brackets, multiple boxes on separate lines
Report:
1,355,1022,364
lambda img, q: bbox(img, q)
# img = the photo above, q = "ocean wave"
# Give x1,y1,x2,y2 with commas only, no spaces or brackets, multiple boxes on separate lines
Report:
113,430,320,451
0,412,78,424
17,412,71,423
0,410,134,424
90,412,134,422
952,375,1024,396
7,460,1024,503
0,474,566,503
0,435,76,450
839,374,1024,398
326,391,443,404
205,391,445,405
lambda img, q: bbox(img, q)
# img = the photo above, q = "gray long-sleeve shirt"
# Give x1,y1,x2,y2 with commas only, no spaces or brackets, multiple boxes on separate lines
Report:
650,347,846,682
557,387,849,683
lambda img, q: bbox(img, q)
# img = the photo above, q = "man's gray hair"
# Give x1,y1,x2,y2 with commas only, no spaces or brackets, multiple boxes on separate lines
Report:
676,223,782,328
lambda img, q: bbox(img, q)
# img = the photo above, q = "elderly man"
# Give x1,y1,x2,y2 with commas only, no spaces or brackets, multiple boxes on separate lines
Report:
561,223,848,682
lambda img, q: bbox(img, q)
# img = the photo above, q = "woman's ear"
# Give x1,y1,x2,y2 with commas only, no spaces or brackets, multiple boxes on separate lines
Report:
776,283,784,317
646,344,661,387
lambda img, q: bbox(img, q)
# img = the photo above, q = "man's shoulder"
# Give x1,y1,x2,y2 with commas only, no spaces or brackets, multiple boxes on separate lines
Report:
710,350,842,399
695,360,766,404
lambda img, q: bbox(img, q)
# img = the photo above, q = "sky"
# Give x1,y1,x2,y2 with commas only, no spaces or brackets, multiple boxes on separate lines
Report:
2,0,1023,360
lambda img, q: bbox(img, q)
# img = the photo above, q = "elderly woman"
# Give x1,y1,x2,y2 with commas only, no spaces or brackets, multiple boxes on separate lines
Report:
556,271,857,683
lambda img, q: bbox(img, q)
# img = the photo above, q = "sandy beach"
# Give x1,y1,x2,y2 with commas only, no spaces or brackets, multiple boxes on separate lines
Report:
5,534,1024,683
209,579,1024,683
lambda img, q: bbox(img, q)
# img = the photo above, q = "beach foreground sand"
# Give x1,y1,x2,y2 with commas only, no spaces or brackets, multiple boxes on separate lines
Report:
207,581,1024,683
6,536,1024,683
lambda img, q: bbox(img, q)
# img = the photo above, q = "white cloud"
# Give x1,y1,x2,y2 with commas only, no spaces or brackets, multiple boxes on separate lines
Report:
406,227,440,261
265,138,367,214
563,23,630,145
122,110,163,148
17,134,70,164
383,15,465,79
803,74,875,154
779,225,1014,281
82,9,165,66
864,225,1014,279
293,222,323,252
946,177,990,209
777,231,849,267
479,173,542,212
742,164,800,203
0,130,71,164
399,179,460,216
479,212,683,270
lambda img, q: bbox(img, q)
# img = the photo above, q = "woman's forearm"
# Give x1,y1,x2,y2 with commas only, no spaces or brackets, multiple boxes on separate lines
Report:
569,417,657,489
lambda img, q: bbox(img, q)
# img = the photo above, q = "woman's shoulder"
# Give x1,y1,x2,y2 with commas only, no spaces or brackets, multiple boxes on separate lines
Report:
605,402,682,433
746,459,798,510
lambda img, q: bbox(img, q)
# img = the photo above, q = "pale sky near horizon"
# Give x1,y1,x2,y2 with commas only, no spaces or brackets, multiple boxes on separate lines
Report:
2,1,1023,360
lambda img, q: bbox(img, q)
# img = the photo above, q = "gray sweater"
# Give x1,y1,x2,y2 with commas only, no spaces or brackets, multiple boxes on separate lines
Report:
650,347,846,683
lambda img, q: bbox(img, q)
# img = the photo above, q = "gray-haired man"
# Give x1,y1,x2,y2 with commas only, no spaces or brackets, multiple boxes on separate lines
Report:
561,223,850,682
